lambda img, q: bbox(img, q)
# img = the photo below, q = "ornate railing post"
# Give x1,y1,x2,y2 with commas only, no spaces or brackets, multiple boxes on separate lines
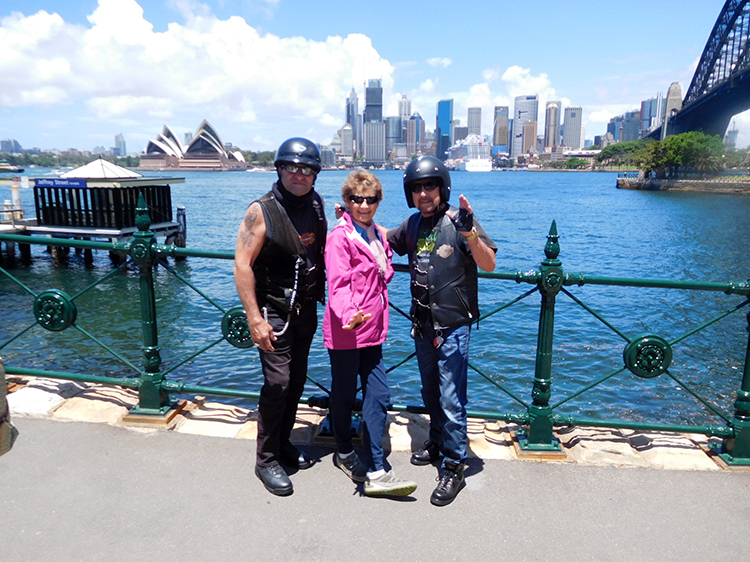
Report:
721,308,750,465
521,221,563,450
128,193,170,415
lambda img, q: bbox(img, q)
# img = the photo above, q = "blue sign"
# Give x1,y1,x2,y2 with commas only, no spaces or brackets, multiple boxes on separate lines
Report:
35,178,87,188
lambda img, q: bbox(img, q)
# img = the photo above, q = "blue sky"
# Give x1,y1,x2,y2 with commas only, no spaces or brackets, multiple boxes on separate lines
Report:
1,0,743,153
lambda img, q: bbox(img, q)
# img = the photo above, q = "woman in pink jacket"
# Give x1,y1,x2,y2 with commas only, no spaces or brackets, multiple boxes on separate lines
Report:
324,169,417,498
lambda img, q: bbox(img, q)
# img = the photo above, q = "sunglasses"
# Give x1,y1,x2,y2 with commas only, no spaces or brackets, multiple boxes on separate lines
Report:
410,180,440,193
281,163,316,176
349,194,380,205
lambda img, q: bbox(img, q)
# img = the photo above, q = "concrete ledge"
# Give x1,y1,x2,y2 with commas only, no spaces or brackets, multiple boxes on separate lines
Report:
4,375,731,471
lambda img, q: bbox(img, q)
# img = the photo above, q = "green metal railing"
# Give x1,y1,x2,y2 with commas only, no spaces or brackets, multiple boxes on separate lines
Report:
2,195,750,465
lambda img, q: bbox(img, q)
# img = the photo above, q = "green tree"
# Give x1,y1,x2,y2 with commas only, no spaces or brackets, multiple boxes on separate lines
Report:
565,157,589,169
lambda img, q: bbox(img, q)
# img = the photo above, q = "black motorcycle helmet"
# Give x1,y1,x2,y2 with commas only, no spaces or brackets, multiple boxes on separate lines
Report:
403,155,451,208
274,137,322,173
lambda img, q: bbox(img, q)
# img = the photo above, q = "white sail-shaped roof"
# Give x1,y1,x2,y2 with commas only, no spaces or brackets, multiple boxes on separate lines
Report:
60,157,142,179
186,119,227,155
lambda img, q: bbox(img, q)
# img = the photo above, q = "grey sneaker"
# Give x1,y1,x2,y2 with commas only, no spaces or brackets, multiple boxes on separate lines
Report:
364,471,418,497
334,452,367,482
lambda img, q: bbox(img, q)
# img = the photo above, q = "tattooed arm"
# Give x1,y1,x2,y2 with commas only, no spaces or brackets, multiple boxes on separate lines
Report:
234,202,276,351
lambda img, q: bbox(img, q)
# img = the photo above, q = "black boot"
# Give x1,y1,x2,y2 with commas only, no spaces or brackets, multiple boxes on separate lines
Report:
430,460,465,506
410,440,441,466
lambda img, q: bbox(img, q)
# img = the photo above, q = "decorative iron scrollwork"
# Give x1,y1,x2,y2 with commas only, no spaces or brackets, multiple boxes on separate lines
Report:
222,306,254,348
33,290,77,332
623,334,673,379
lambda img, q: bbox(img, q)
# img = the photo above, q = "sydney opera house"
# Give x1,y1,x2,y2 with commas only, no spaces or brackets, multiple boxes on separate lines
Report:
139,120,247,171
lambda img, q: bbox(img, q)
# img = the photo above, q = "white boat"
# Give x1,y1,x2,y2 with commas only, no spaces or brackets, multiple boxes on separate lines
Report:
0,160,24,173
463,158,492,172
447,134,492,172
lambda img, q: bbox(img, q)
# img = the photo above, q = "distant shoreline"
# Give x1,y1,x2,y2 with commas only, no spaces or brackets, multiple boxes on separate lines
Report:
616,176,750,195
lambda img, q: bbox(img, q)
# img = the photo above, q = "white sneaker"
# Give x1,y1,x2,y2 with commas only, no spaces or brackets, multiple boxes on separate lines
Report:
364,470,418,497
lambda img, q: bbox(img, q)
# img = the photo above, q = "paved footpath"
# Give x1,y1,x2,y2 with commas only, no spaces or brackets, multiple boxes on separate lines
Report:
2,416,749,562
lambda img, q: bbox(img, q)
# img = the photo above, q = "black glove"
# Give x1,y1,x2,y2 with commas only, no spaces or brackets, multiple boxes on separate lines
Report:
453,206,473,232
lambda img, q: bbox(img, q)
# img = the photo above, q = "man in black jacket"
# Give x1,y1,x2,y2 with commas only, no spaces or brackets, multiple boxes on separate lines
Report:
234,138,326,496
388,156,496,506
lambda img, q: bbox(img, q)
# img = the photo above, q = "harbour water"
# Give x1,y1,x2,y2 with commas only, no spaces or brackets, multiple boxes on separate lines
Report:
2,169,750,426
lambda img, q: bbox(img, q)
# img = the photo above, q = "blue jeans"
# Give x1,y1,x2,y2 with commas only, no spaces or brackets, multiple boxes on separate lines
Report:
329,346,390,473
414,323,470,465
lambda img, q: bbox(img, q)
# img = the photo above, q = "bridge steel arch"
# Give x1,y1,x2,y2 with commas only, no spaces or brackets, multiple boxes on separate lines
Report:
669,0,750,137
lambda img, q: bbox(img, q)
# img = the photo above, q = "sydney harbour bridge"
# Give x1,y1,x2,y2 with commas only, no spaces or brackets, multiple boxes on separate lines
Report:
665,0,750,138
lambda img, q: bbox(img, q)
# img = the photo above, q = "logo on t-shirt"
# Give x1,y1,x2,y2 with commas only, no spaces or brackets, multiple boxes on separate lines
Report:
299,232,316,246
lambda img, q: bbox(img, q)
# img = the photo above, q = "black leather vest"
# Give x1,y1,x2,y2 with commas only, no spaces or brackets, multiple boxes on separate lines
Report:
252,187,326,313
406,205,479,330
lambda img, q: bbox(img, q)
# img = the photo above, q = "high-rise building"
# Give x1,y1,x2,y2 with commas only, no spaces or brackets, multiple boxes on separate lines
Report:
407,112,425,155
399,95,411,145
346,87,359,155
511,95,538,157
340,123,354,156
453,126,469,142
523,121,538,154
639,93,664,137
492,106,509,151
399,95,411,124
436,99,453,161
467,107,482,137
114,133,126,157
385,116,402,156
1,139,22,153
562,106,583,150
364,79,383,124
363,121,386,162
544,102,561,150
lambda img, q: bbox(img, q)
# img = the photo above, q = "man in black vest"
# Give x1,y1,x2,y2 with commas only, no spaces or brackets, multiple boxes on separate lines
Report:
388,155,496,506
235,138,327,496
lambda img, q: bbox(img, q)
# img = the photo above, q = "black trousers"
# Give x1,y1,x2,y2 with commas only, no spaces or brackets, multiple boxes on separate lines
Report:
255,301,318,467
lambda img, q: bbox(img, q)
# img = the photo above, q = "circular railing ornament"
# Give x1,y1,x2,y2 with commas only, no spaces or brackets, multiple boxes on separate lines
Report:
222,306,254,348
623,334,673,379
33,290,77,332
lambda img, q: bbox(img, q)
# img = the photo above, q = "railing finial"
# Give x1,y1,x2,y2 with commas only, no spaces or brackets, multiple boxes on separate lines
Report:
135,193,150,232
544,220,560,261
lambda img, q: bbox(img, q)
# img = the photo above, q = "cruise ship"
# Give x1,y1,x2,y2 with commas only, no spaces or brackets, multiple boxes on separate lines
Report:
447,134,492,172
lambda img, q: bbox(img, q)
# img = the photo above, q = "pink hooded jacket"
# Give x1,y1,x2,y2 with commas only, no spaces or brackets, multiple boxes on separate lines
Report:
323,212,394,350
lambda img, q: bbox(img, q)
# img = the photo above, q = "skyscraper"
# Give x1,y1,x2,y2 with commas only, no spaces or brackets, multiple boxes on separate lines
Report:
385,116,402,156
467,107,482,137
512,95,538,157
346,87,360,155
399,95,411,146
562,106,583,149
399,95,411,124
340,123,353,156
363,121,386,162
436,99,453,161
544,102,561,150
114,133,126,157
364,79,383,124
492,106,509,151
523,121,538,154
639,93,664,137
407,112,425,155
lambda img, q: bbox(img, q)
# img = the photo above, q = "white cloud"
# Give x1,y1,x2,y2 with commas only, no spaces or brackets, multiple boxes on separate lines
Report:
427,57,452,68
482,68,500,83
0,0,395,148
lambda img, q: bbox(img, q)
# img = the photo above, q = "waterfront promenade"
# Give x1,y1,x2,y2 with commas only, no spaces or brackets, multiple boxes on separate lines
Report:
2,378,750,561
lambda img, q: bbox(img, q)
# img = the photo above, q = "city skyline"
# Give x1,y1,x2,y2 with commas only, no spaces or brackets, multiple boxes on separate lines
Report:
1,0,745,153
